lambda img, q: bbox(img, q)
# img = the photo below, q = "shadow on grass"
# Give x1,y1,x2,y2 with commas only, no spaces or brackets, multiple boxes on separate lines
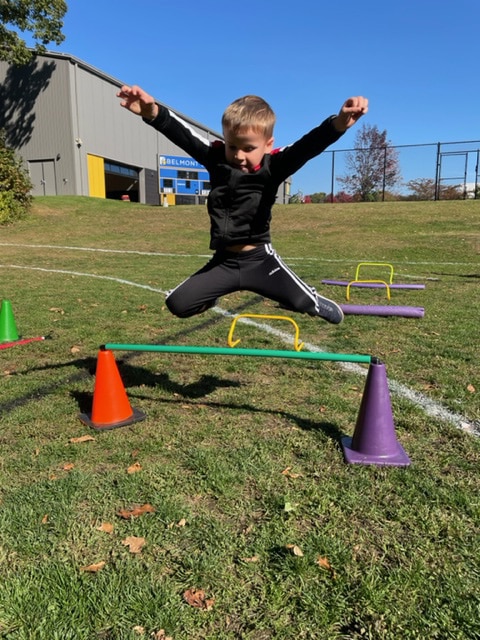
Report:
433,271,480,279
2,294,345,440
119,363,242,398
67,357,343,442
2,352,345,445
74,386,344,445
123,388,344,444
0,356,97,415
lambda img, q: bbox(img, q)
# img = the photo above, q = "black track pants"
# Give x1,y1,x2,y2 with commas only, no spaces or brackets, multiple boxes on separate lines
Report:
165,243,324,318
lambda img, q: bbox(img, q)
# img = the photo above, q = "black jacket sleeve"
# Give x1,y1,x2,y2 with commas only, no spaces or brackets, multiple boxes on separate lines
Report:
144,105,212,168
269,116,344,183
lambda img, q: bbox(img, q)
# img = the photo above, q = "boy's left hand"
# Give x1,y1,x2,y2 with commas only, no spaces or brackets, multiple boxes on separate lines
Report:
333,96,369,132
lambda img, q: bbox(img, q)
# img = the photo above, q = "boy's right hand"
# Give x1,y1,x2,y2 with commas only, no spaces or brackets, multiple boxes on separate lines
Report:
117,85,158,120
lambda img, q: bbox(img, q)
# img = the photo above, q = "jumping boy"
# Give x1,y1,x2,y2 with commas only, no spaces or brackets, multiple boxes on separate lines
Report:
117,86,368,323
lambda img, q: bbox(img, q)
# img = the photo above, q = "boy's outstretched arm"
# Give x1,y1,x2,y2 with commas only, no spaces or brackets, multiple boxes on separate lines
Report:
117,84,159,121
332,96,369,132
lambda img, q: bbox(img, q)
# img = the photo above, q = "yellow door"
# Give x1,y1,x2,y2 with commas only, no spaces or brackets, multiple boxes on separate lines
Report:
87,154,106,198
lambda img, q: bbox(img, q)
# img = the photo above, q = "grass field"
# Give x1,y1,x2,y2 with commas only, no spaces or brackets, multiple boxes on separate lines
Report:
0,196,479,639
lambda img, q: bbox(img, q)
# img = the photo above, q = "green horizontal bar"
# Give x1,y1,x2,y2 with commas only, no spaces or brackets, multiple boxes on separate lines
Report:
102,343,372,364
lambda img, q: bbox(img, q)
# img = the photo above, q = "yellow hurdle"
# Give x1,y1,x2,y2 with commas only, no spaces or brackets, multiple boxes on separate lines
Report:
227,313,304,351
346,279,392,301
354,262,395,284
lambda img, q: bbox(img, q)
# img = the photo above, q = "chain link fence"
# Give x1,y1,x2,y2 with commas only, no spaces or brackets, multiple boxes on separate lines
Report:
302,139,480,202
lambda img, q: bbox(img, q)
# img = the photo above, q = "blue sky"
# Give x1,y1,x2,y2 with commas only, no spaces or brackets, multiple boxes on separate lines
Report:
28,0,480,194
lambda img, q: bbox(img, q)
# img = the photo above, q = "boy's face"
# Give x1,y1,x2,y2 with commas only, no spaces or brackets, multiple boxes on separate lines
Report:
223,127,274,173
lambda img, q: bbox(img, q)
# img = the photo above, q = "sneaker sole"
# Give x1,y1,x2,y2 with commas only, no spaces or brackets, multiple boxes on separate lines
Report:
315,295,344,324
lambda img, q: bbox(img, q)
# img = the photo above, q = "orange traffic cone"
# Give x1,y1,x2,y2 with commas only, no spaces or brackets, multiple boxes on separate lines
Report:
79,349,146,430
341,359,410,466
0,300,20,343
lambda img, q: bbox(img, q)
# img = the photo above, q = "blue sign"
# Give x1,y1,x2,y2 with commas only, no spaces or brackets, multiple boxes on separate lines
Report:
158,155,210,198
159,155,206,170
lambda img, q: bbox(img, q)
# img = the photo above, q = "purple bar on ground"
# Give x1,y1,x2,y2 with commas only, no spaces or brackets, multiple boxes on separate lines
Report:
340,305,424,318
322,279,425,289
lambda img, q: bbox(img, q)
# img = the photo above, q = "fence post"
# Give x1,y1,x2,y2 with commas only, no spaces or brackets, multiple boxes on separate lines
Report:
434,142,441,200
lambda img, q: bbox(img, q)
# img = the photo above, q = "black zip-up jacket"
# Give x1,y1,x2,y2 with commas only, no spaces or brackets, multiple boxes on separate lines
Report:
146,105,344,250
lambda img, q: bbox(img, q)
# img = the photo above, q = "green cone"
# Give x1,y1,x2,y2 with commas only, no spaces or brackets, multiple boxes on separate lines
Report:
0,300,19,342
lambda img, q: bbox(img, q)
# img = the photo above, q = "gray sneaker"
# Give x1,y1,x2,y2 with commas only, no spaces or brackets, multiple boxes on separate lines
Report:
315,294,344,324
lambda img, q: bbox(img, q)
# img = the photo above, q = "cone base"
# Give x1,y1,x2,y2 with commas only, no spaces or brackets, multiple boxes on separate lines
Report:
1,336,21,344
79,407,146,431
341,436,411,467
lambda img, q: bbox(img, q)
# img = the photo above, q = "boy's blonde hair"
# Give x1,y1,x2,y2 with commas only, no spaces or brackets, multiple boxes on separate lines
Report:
222,95,276,139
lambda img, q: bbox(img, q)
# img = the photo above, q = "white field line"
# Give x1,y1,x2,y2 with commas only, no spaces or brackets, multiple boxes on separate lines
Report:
1,262,477,437
0,243,478,267
0,242,211,259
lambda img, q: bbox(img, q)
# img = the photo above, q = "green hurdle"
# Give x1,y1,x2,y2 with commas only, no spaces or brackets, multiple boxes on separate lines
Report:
102,343,373,364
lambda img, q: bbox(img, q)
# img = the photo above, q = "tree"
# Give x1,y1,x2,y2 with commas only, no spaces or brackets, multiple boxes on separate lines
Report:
437,184,464,200
289,191,304,204
334,190,354,203
338,124,401,201
405,178,464,201
0,130,32,223
308,192,327,203
0,0,67,65
405,178,436,200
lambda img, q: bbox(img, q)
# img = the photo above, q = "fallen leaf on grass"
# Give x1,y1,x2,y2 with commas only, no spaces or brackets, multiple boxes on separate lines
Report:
41,514,48,525
80,561,106,572
241,555,260,563
467,384,475,393
285,544,304,557
69,435,95,444
62,462,75,471
127,462,142,474
183,588,215,610
122,536,146,554
281,466,302,479
117,504,155,519
317,555,337,578
150,631,173,640
96,522,114,534
70,345,81,354
168,518,187,529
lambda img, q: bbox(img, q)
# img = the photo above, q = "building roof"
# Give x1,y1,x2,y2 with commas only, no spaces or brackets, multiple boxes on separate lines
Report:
38,49,223,138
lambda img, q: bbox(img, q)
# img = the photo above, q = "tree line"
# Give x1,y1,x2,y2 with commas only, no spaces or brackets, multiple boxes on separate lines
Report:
293,124,478,204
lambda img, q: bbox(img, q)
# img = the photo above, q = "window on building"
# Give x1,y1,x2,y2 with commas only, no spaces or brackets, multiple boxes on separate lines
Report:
105,161,138,178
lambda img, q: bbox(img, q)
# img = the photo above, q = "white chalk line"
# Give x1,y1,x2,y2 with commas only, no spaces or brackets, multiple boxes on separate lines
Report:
0,242,211,259
1,263,477,436
0,243,477,267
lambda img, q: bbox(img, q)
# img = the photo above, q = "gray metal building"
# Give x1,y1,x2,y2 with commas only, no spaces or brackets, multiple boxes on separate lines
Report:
0,52,291,205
